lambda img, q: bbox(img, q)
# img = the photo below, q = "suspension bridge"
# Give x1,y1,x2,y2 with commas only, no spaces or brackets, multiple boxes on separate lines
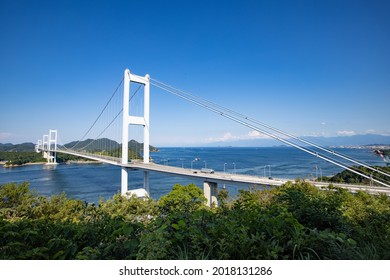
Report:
35,69,390,205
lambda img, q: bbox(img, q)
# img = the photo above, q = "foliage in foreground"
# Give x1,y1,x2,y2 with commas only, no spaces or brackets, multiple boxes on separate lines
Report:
1,181,390,260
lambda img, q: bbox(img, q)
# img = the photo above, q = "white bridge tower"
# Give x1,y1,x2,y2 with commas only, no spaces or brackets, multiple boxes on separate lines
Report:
36,129,57,165
121,69,150,197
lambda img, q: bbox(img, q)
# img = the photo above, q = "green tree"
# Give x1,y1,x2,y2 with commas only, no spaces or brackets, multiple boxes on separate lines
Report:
158,183,207,213
2,181,390,260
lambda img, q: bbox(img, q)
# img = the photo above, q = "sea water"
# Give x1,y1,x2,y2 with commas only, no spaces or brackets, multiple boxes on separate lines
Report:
0,147,383,203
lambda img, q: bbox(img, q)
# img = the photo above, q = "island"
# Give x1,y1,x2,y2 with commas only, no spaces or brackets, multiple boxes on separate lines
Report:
0,139,158,167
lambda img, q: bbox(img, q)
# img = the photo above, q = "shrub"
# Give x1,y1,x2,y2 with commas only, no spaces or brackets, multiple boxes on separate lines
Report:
2,181,390,259
158,183,207,213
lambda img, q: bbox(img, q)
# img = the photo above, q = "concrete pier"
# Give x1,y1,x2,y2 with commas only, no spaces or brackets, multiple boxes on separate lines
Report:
203,181,218,207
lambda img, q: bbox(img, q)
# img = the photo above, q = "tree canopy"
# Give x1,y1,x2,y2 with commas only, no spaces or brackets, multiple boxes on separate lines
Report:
1,181,390,259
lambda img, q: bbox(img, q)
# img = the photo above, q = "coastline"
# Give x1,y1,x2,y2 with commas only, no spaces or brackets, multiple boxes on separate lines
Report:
1,162,46,168
1,160,101,168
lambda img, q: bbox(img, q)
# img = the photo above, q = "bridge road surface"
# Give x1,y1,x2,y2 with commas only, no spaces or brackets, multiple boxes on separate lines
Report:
128,162,390,196
54,149,390,196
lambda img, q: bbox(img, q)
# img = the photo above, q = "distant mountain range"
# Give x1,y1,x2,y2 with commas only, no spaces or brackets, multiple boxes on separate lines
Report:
0,142,35,152
2,134,389,151
303,134,390,147
63,138,158,152
205,134,390,147
63,138,119,151
0,139,159,153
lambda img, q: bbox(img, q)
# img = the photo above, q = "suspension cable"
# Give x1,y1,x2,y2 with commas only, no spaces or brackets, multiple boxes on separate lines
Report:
70,78,124,150
74,84,143,152
151,80,390,188
151,78,390,180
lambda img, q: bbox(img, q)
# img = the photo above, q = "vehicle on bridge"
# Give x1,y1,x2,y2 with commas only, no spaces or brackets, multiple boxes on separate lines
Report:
201,168,215,174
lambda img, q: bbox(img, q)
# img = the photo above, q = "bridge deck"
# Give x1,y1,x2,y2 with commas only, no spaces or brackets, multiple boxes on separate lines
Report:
52,149,390,196
127,161,390,196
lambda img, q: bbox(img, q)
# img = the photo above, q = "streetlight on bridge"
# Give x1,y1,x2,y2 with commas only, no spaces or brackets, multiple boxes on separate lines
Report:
264,165,271,178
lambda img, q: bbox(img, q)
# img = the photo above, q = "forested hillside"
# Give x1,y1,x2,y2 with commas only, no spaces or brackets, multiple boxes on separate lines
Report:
0,143,35,152
0,139,159,166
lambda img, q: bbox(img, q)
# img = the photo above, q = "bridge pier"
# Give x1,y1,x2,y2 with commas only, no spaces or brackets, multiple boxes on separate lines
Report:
203,181,218,207
144,171,149,193
121,167,129,196
46,152,57,164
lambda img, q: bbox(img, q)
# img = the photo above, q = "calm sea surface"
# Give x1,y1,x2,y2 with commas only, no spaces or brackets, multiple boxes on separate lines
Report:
0,147,384,203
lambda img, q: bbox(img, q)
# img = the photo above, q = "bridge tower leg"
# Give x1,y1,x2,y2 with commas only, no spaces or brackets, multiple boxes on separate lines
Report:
121,69,150,197
42,134,49,160
35,139,42,153
47,129,57,164
203,181,218,207
41,130,57,165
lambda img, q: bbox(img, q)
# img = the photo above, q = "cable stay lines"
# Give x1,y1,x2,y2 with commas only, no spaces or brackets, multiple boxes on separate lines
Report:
69,78,124,151
53,73,389,189
65,77,144,162
151,78,390,188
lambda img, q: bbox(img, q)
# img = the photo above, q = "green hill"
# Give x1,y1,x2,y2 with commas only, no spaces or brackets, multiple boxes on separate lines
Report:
63,139,158,153
0,139,158,164
0,142,35,152
63,138,120,152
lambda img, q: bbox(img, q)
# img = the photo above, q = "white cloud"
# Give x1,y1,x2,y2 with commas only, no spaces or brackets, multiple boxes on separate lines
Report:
203,132,236,143
217,132,237,142
203,130,270,143
365,129,376,134
247,130,262,138
247,130,272,139
303,132,327,137
364,130,390,136
337,130,357,136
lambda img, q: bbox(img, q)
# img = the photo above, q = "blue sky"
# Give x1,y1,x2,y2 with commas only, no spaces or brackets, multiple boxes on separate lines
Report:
1,0,389,147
